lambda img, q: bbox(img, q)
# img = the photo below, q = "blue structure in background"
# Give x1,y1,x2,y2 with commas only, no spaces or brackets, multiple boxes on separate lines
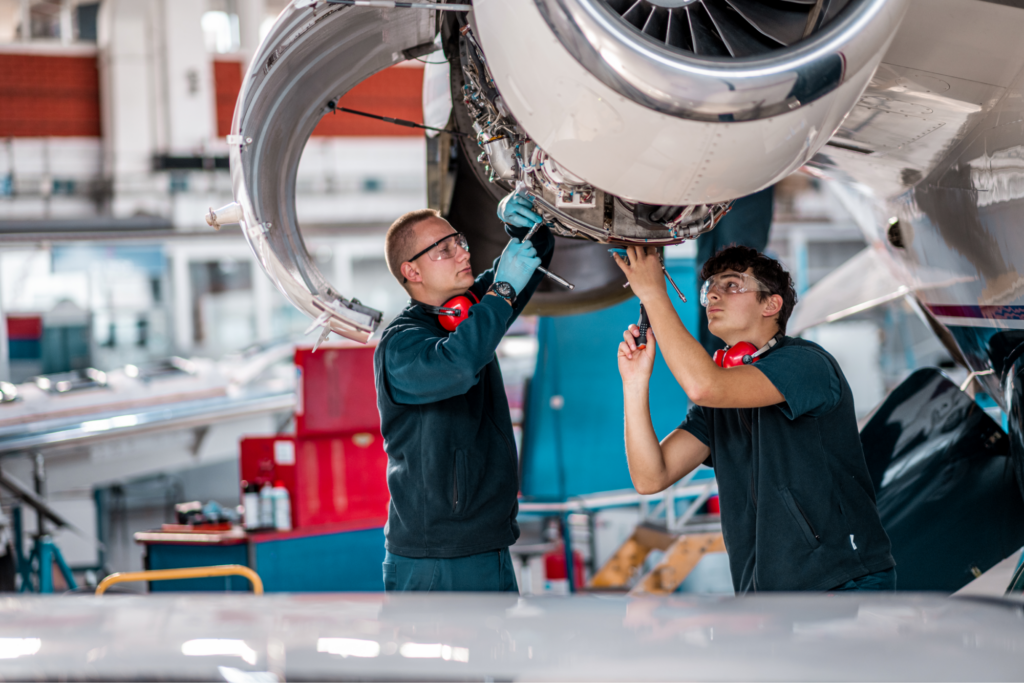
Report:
140,526,386,593
522,257,702,500
147,543,250,592
253,528,384,592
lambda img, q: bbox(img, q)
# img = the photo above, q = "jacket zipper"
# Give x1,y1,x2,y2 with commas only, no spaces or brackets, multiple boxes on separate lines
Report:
452,452,459,512
792,497,821,541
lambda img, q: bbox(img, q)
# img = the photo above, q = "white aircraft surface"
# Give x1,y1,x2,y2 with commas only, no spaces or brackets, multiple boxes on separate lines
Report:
1,592,1023,681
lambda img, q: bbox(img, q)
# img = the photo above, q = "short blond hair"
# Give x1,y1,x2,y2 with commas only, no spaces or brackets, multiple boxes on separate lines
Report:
385,208,441,283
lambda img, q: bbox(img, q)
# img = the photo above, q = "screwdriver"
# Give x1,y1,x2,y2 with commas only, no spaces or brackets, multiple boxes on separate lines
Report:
636,304,650,349
521,222,575,290
609,247,684,350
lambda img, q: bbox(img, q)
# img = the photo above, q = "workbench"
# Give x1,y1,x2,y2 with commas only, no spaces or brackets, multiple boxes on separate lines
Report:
135,519,386,592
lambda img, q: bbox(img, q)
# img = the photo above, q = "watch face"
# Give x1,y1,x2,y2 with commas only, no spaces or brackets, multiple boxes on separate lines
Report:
494,281,514,298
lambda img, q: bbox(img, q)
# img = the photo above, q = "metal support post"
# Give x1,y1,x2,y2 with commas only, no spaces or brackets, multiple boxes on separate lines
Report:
12,507,32,592
49,537,78,591
38,537,52,593
562,513,576,593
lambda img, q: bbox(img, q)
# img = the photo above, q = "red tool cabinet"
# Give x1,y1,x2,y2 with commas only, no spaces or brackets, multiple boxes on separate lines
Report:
240,342,389,530
240,433,389,528
294,344,379,435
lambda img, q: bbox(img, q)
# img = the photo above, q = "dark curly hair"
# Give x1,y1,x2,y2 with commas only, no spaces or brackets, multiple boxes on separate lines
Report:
699,245,798,334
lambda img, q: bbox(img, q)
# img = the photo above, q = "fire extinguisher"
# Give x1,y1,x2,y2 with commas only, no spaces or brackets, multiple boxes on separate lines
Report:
542,519,585,594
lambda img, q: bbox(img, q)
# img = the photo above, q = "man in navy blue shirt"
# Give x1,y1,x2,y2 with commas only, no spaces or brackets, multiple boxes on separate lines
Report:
374,194,552,592
613,245,894,593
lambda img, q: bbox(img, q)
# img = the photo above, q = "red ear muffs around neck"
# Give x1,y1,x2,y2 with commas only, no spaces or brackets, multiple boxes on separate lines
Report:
714,341,760,368
438,291,479,331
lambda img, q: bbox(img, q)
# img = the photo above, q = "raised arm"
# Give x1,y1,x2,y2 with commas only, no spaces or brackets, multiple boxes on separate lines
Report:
614,247,784,409
386,295,513,405
472,192,555,327
619,329,710,495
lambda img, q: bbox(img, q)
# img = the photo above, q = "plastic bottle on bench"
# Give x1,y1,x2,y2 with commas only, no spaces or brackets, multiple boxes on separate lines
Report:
259,481,274,529
272,480,292,531
242,481,260,530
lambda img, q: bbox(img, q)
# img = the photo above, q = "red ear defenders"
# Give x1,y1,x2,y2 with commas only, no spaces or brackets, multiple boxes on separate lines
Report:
418,291,480,331
712,335,782,368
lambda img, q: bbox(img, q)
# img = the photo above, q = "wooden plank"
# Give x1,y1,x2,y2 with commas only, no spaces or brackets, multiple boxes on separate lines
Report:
632,525,677,551
629,533,726,595
589,536,651,589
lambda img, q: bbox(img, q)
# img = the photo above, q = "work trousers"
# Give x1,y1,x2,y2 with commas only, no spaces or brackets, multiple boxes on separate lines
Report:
829,567,897,592
383,547,519,592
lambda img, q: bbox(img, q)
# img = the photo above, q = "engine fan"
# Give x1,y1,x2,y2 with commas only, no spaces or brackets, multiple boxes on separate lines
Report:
606,0,852,57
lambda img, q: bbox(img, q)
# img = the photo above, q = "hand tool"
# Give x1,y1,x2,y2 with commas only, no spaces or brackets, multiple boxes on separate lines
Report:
614,247,687,303
520,222,575,290
636,304,650,350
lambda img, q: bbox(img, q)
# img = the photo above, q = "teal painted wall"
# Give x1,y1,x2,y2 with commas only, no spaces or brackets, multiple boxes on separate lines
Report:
522,258,700,500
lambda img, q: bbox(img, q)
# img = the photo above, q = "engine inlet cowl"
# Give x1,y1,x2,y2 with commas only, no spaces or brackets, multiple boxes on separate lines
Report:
532,0,904,122
472,0,907,205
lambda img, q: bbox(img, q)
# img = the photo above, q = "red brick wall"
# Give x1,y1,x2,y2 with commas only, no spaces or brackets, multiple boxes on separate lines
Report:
0,55,424,140
0,54,101,137
211,62,425,138
313,65,424,137
213,60,243,137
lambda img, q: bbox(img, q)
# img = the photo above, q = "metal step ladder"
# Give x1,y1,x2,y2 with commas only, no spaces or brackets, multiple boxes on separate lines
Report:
589,524,724,595
587,472,724,595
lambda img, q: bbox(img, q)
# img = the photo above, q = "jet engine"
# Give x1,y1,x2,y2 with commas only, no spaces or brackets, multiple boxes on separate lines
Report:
220,0,906,341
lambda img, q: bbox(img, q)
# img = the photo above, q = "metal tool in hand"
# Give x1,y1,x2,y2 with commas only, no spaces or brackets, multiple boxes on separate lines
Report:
618,248,687,303
519,222,575,290
636,304,650,349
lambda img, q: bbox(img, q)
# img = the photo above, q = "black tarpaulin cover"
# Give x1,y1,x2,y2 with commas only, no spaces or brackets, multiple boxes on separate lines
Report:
860,368,1024,592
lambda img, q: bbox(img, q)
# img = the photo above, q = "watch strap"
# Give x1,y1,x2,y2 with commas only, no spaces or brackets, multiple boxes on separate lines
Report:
488,281,516,305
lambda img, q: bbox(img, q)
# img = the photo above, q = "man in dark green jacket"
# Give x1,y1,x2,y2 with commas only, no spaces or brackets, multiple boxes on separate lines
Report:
374,194,552,592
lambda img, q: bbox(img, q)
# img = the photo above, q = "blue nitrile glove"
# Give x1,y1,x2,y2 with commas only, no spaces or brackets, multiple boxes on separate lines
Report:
608,248,628,263
497,191,543,228
494,238,542,295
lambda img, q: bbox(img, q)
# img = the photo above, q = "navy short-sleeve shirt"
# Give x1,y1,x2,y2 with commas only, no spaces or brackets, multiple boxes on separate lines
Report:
681,344,843,445
676,337,894,592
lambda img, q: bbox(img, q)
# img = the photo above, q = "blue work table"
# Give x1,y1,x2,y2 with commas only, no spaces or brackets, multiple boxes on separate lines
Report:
135,520,386,592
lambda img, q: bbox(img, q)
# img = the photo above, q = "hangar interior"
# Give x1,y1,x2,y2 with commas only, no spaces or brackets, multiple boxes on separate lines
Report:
0,0,1021,610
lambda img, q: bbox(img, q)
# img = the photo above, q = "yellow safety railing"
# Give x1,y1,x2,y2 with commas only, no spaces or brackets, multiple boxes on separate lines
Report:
95,564,263,595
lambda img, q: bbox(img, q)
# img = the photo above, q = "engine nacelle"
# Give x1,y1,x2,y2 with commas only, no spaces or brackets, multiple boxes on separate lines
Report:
473,0,907,206
225,0,908,341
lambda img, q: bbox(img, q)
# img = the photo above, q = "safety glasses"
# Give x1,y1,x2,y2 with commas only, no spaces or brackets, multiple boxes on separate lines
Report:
408,232,470,264
700,271,770,307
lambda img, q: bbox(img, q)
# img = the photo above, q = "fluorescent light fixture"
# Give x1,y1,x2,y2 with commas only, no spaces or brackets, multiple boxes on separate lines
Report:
0,638,41,659
399,642,468,662
81,414,140,432
181,639,257,665
317,638,380,658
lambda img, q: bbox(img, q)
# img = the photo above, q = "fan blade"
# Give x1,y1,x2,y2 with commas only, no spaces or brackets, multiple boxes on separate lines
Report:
724,0,808,46
666,8,693,51
621,0,651,29
605,0,635,12
642,7,668,40
703,0,781,57
822,0,853,24
688,3,730,56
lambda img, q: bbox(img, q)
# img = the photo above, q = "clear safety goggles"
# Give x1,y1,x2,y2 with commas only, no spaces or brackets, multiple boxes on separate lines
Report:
699,271,770,307
408,232,470,263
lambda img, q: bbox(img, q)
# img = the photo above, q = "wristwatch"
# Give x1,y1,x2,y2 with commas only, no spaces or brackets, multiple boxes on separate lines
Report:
487,281,517,306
